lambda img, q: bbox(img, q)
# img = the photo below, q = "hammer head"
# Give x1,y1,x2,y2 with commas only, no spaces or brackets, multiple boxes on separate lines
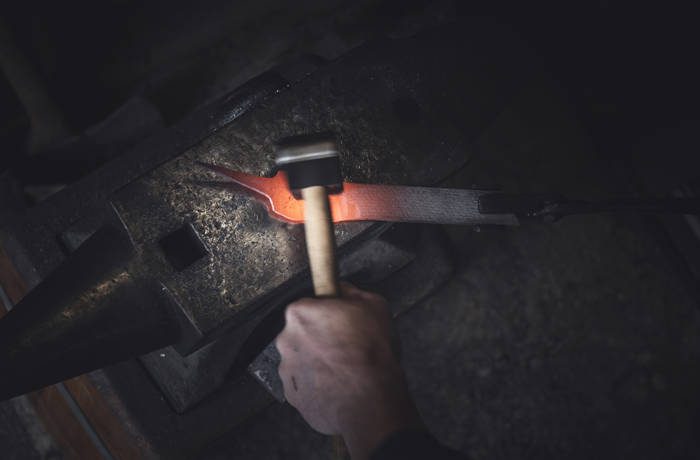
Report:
275,134,343,196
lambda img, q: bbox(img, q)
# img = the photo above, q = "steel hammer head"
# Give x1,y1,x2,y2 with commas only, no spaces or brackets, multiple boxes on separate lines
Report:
275,134,343,196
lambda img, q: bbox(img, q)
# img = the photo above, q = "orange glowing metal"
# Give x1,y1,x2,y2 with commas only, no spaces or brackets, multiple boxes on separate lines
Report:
203,163,365,224
200,163,520,226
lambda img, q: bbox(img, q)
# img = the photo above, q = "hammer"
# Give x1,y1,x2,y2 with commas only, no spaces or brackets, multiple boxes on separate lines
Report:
276,134,342,297
275,134,347,458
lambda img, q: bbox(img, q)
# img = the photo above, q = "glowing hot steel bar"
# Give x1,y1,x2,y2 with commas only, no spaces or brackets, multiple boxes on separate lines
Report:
201,163,520,226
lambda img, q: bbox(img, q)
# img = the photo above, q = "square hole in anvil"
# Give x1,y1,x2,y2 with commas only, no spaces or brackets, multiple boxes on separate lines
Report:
159,223,209,271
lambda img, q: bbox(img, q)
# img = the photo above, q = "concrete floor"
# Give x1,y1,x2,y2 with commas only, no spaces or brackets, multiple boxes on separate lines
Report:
3,35,700,460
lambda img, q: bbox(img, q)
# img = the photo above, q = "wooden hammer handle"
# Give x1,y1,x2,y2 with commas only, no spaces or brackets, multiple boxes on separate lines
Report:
301,185,340,297
300,185,348,459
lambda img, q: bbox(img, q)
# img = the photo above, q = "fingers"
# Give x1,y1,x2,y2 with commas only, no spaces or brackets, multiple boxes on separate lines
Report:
275,327,296,357
284,297,313,326
277,285,390,363
276,326,303,406
286,284,386,310
281,286,390,342
283,297,336,334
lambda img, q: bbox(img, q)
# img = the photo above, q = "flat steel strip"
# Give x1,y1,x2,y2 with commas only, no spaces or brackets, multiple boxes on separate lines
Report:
336,184,519,226
201,164,519,226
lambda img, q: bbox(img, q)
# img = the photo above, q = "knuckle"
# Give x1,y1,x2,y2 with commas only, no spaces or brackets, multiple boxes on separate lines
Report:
277,358,288,377
275,331,297,357
284,302,304,323
275,335,289,355
283,385,298,406
285,297,323,324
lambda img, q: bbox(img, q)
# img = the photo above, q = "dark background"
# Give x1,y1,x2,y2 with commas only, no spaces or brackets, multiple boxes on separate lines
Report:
2,2,699,182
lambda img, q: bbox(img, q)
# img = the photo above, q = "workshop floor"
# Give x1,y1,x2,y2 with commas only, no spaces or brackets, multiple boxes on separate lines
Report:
3,47,700,460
